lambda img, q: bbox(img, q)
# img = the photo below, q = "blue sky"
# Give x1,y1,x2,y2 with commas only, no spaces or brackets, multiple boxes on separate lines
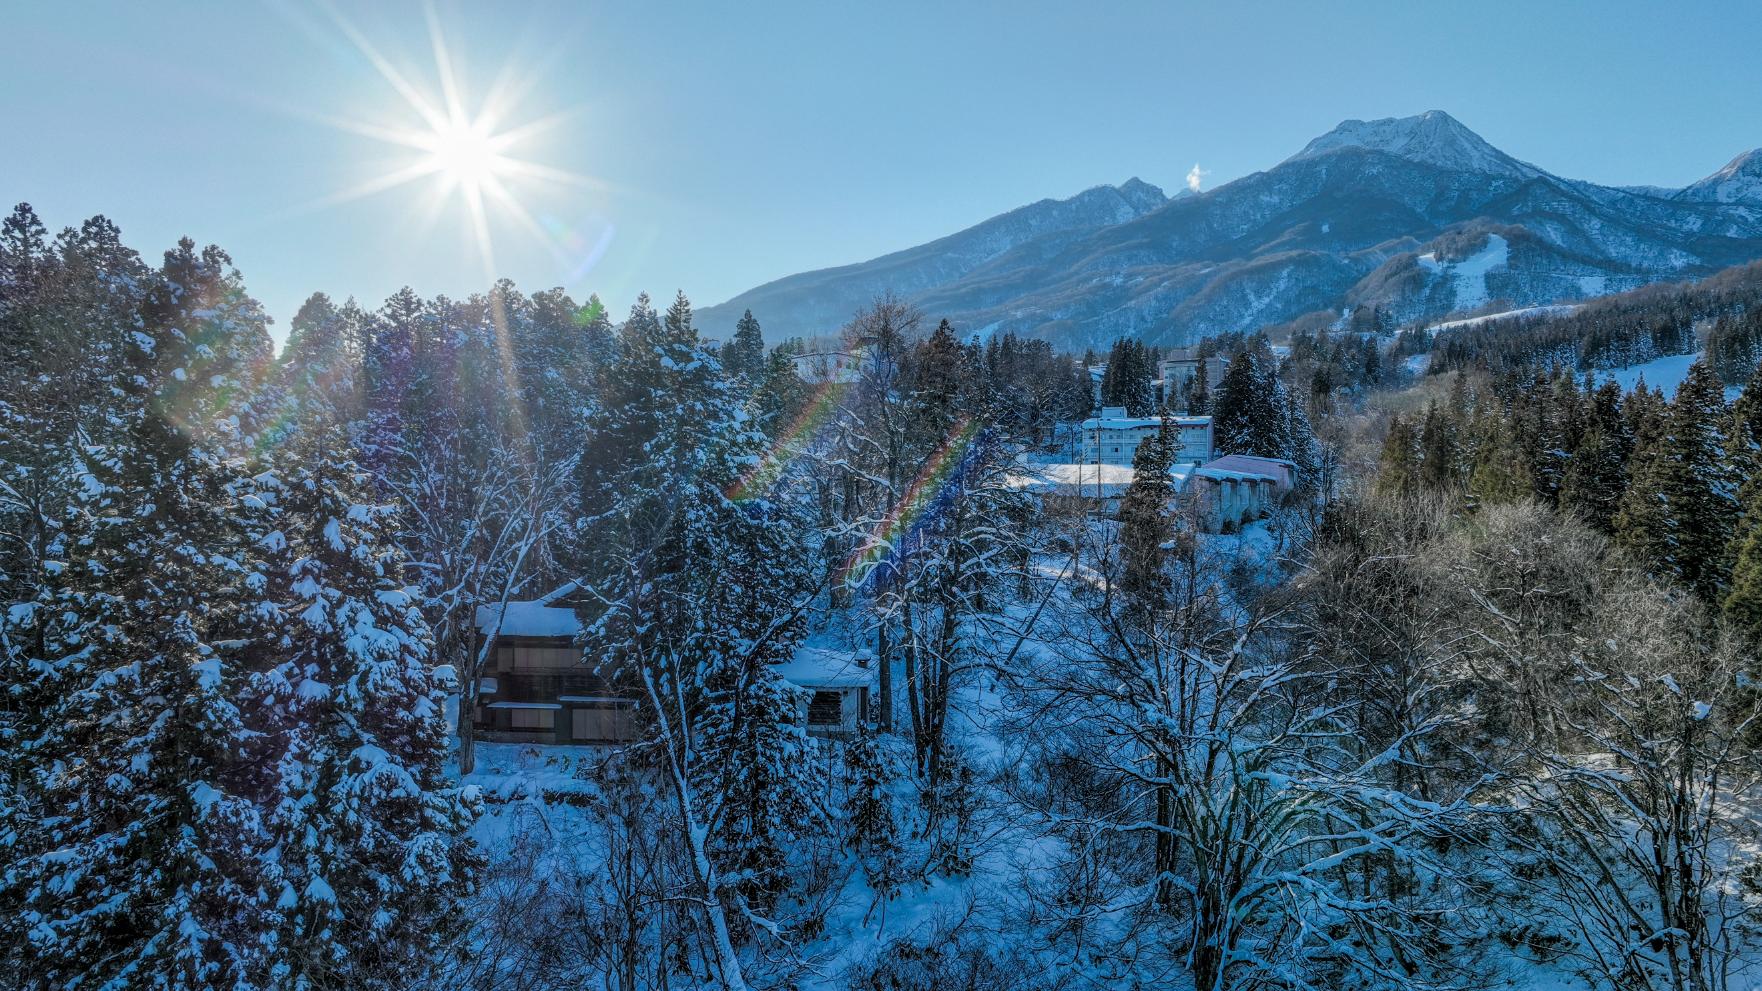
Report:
5,1,1760,343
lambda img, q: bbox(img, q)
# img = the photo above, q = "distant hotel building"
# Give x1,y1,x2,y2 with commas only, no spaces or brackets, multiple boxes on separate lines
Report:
1158,348,1229,393
1078,407,1214,466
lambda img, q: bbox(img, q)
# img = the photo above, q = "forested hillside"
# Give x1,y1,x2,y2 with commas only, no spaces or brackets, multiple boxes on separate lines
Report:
1410,259,1762,383
5,203,1762,991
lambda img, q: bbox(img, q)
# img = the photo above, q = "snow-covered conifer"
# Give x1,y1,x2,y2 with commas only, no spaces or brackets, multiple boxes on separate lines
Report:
0,242,277,991
245,423,480,990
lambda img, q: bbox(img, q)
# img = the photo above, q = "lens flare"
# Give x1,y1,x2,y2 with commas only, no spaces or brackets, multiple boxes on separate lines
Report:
299,1,605,282
835,417,989,592
726,347,867,503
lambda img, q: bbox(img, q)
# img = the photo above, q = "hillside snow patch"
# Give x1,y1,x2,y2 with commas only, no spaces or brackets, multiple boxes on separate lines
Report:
1417,233,1509,313
1594,351,1744,401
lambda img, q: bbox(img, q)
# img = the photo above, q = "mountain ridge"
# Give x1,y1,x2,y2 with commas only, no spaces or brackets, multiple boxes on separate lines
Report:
698,113,1762,348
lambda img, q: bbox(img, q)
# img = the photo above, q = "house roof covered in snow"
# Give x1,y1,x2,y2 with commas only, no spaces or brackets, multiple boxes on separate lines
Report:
476,590,876,692
1194,466,1279,484
475,593,582,638
773,646,877,690
1006,461,1136,497
1006,461,1196,498
1204,454,1296,473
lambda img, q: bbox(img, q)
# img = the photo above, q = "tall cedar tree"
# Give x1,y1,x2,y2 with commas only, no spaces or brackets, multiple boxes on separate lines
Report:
724,308,766,383
1375,414,1422,499
1728,484,1762,640
1559,379,1632,533
581,291,827,971
1100,338,1155,415
906,320,968,448
1467,408,1533,507
1211,342,1293,462
1,242,278,990
753,339,811,435
1722,368,1762,637
1418,401,1465,496
690,491,825,917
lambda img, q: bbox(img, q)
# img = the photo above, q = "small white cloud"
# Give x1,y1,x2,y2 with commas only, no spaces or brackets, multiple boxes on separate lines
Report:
1186,162,1208,193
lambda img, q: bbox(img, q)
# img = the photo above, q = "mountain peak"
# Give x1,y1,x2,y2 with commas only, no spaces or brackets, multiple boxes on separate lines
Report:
1286,110,1539,178
1116,176,1168,210
1678,148,1762,204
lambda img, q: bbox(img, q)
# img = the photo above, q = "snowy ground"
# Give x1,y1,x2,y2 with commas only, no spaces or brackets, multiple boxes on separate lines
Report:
450,522,1290,988
1423,302,1579,334
446,514,1759,988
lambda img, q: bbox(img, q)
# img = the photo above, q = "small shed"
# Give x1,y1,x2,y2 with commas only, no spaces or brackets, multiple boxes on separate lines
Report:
1186,457,1285,533
1199,454,1296,494
771,646,876,738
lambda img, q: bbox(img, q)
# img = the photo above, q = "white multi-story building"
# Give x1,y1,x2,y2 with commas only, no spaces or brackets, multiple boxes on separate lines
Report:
1077,407,1214,466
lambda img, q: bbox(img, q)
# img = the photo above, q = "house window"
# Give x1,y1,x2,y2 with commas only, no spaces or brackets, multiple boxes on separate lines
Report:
571,702,637,742
506,645,578,671
807,690,843,726
509,708,554,731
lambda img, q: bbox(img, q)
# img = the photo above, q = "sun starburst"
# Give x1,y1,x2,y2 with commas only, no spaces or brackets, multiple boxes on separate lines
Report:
306,1,599,280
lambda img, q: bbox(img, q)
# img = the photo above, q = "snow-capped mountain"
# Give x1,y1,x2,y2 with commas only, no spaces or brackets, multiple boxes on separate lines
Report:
699,112,1762,348
1282,109,1540,179
1675,148,1762,205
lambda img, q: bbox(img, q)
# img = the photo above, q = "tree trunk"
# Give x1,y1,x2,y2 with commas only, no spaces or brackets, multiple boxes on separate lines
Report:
876,623,894,732
902,595,925,776
458,629,480,775
1154,769,1176,909
642,663,749,991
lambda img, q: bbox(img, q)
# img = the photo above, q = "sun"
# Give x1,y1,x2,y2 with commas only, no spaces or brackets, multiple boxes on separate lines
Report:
305,3,597,279
423,119,503,192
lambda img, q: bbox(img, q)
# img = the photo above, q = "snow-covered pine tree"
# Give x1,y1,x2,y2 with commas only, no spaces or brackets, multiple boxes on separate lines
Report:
1374,414,1421,499
1417,400,1464,496
245,422,480,990
580,290,823,987
1466,407,1532,507
1187,353,1212,415
3,207,144,671
571,292,616,373
841,726,905,900
1100,338,1154,416
1210,341,1294,462
0,241,278,991
1727,486,1762,641
689,491,827,918
273,292,363,443
724,308,767,384
1723,367,1762,639
1559,378,1632,534
1519,371,1582,503
753,338,811,437
1118,414,1179,612
1282,387,1322,492
1615,360,1740,602
2,206,157,986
